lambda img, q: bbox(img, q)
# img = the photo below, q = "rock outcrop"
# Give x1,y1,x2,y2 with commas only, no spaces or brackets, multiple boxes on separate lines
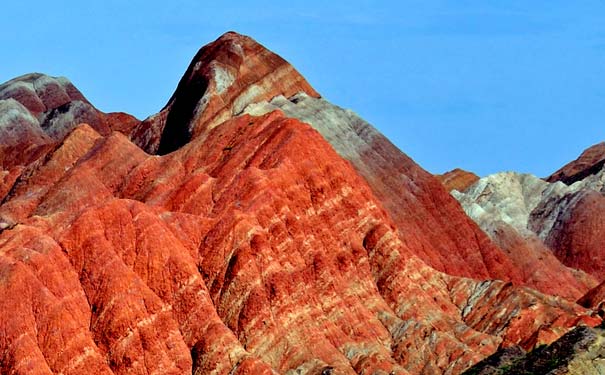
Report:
452,160,605,298
437,168,479,192
129,32,319,155
579,280,605,311
1,109,598,375
462,326,605,375
0,32,601,375
0,73,139,169
547,142,605,185
243,93,523,285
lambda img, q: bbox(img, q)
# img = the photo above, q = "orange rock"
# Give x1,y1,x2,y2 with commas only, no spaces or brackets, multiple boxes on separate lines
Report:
0,110,596,374
547,142,605,184
0,32,600,375
543,191,605,280
130,32,319,155
436,168,480,192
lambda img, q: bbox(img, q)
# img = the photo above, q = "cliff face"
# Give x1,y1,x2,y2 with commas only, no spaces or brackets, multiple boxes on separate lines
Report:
0,32,601,375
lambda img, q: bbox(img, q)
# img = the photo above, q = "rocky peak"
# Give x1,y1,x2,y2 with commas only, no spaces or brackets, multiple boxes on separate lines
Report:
453,172,571,236
0,32,603,375
0,73,89,116
436,168,480,192
547,142,605,185
131,31,319,154
0,73,139,169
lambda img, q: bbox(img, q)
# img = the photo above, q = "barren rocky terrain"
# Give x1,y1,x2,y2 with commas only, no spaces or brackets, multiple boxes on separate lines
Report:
0,32,603,375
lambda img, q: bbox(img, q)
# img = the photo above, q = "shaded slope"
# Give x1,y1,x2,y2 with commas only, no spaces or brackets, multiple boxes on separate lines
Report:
463,327,605,375
130,32,319,154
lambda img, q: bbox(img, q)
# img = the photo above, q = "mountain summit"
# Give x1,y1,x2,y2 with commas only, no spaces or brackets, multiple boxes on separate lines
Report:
131,32,319,154
0,32,601,375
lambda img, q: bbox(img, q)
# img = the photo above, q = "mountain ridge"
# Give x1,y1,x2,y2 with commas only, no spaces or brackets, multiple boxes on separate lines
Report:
0,31,601,375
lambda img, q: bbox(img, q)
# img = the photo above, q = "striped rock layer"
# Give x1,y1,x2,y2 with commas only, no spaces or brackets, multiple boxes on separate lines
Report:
0,32,601,375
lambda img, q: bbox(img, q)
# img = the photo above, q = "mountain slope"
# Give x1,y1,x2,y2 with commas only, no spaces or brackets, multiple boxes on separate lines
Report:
0,32,600,375
547,142,605,185
452,165,605,299
0,73,138,169
437,168,479,192
454,140,605,283
463,326,605,375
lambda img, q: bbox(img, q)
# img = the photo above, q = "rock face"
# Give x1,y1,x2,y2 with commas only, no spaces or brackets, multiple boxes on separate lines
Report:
579,280,605,313
437,168,479,192
461,142,605,284
462,326,605,375
0,32,602,375
243,93,523,285
452,156,605,299
0,73,138,169
547,142,605,185
451,172,603,299
129,32,319,155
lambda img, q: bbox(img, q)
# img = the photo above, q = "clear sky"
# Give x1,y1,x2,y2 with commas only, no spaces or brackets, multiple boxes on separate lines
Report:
2,1,603,177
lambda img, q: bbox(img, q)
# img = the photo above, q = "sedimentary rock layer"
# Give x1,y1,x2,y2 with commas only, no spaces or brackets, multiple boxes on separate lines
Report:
1,111,597,375
437,168,479,192
453,169,605,295
244,93,524,285
0,32,601,375
547,142,605,185
0,73,138,169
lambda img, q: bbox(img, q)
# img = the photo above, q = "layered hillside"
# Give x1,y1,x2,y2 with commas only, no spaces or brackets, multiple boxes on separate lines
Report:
453,141,605,298
452,144,605,284
451,173,599,300
547,142,605,185
0,32,601,375
437,168,479,193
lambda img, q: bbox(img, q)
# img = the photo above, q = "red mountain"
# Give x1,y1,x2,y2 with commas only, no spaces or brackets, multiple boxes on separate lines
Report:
547,142,605,185
0,32,600,375
436,168,479,193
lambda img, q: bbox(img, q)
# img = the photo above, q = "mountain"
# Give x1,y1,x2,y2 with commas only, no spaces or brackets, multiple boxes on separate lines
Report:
0,73,138,168
437,168,479,193
547,142,605,185
0,32,601,375
452,143,605,283
451,172,599,299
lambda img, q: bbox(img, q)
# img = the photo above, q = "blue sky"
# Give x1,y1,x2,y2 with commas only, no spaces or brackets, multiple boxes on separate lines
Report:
2,1,604,177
